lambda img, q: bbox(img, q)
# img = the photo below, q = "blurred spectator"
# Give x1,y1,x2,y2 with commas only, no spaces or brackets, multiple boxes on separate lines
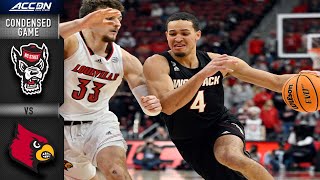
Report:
139,2,152,16
308,0,320,12
150,3,163,17
292,0,308,13
280,105,298,139
252,55,269,72
231,80,254,109
248,33,265,63
295,111,320,134
153,126,169,140
315,146,320,171
223,80,233,109
226,10,240,31
133,138,163,170
244,106,265,141
283,123,317,170
144,19,154,31
272,92,286,112
284,32,302,53
141,115,152,127
225,33,236,49
253,88,273,109
152,18,165,31
249,144,262,163
206,18,225,35
275,142,286,167
243,99,256,110
118,31,136,48
119,116,129,138
123,0,139,11
180,4,195,14
237,108,249,125
150,40,168,54
265,31,277,61
264,142,285,172
163,2,179,16
309,20,320,33
260,100,281,140
212,42,227,55
135,38,152,59
243,6,254,20
236,99,256,123
282,60,295,74
264,150,280,172
196,35,206,49
270,59,284,75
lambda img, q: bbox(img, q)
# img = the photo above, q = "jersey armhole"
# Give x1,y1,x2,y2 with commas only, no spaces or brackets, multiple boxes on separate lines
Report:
164,56,175,77
115,44,125,78
64,33,82,62
159,52,175,78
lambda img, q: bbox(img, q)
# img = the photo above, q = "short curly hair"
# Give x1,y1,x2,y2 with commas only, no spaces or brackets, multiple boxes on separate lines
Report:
79,0,124,18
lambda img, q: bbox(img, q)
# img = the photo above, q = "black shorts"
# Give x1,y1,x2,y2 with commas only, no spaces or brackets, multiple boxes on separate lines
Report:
172,120,248,180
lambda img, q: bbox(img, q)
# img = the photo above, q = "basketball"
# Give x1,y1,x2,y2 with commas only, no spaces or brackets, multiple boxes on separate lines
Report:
282,73,320,112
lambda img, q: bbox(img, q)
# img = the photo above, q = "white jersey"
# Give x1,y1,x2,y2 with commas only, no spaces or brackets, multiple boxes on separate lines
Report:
59,32,124,121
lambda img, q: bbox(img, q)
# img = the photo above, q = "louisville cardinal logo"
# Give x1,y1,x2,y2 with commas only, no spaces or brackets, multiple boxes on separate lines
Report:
9,124,54,173
11,43,49,95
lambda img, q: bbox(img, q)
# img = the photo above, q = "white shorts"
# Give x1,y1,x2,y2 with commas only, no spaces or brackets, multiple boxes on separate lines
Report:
64,115,127,180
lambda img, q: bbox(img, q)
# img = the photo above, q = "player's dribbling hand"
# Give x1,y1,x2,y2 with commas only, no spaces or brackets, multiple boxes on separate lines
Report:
141,95,162,116
80,8,121,29
200,54,238,77
300,70,320,77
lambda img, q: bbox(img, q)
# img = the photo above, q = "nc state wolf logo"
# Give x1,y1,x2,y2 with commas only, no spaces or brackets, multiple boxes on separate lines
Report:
11,43,49,95
9,124,54,173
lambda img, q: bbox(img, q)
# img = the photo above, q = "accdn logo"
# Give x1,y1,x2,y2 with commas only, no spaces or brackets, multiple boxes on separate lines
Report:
9,2,52,12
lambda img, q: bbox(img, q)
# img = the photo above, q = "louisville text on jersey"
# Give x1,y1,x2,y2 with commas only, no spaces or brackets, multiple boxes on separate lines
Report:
71,64,119,81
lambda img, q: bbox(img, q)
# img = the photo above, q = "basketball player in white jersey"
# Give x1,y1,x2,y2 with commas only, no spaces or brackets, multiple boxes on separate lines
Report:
59,0,161,179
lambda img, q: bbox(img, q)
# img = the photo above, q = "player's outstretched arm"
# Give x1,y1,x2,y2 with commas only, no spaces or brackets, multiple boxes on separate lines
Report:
143,54,236,115
60,8,121,60
300,70,320,76
221,55,295,92
122,49,161,116
59,8,121,39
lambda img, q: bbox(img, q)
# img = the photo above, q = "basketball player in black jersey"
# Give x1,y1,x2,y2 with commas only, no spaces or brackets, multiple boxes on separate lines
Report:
142,12,318,180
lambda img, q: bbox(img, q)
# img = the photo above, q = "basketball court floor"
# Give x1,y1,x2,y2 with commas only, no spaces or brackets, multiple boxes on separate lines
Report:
127,169,320,180
96,168,320,179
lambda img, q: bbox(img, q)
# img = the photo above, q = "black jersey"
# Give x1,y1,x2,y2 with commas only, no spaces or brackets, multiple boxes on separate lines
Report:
160,51,236,140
